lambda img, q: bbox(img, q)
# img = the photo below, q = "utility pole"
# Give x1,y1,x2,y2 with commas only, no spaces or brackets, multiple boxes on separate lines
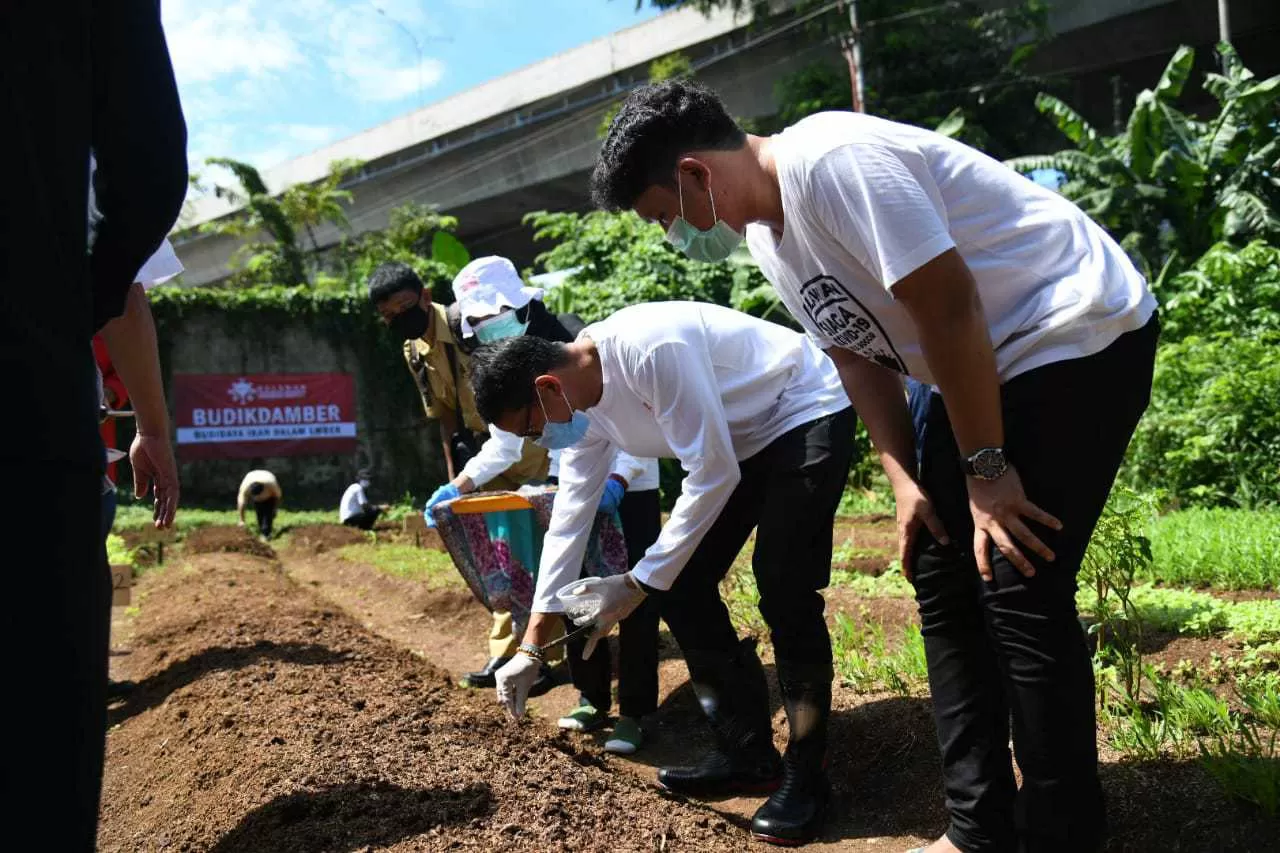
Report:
840,0,866,113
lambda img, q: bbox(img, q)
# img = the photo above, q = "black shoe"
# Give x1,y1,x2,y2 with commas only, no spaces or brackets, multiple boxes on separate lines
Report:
750,659,834,846
658,639,781,797
750,762,830,845
528,663,559,698
658,745,783,797
462,656,510,689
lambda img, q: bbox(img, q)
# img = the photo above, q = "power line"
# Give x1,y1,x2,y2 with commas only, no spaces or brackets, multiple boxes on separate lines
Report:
341,39,839,233
338,9,848,231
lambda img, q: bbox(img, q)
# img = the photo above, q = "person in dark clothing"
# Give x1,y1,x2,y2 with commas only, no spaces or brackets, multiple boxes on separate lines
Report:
1,2,187,849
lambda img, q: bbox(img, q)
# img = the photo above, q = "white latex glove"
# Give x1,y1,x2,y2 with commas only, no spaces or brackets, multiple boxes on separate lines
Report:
495,653,542,720
556,572,647,659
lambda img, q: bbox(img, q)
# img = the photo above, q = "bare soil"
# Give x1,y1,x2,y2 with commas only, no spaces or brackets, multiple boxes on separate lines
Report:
100,524,1280,852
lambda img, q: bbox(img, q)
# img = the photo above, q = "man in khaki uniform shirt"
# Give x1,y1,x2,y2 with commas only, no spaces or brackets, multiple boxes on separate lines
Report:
368,261,562,690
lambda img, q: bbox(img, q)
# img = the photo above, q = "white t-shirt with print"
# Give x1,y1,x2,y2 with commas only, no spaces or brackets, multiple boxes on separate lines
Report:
532,301,850,612
746,111,1156,385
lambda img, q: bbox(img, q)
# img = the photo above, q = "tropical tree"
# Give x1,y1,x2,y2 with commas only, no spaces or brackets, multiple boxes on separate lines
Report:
279,158,362,252
339,202,471,302
1007,44,1280,280
200,157,309,288
198,157,364,288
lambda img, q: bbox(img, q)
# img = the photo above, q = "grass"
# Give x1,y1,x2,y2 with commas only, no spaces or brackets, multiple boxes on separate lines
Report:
1104,667,1280,816
112,500,421,536
831,611,928,696
837,482,896,517
1076,583,1280,645
829,564,914,598
1146,508,1280,590
106,533,136,566
335,542,460,588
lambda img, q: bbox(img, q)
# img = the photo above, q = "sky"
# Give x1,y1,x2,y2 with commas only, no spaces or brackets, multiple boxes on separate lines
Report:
163,0,661,177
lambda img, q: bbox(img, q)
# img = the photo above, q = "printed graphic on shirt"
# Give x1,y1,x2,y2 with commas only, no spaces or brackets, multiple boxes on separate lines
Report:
799,275,907,373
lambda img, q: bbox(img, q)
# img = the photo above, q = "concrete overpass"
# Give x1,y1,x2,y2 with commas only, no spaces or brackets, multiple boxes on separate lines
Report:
174,2,836,284
175,0,1278,286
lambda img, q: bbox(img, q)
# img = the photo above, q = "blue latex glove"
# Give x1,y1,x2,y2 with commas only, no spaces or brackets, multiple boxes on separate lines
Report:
424,482,461,528
597,478,626,515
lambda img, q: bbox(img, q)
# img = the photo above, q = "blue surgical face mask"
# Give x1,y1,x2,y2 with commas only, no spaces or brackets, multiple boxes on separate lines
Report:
665,174,743,263
472,309,529,344
534,385,590,450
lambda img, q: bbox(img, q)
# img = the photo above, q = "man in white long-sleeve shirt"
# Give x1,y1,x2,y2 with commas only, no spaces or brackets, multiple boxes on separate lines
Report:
450,256,665,754
471,300,856,843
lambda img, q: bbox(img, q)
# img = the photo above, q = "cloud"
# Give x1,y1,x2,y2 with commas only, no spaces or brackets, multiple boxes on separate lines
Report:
274,123,344,147
163,0,304,85
323,4,446,102
328,56,446,103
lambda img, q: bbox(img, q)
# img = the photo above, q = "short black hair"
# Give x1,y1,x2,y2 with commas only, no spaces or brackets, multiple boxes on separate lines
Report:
367,261,423,305
592,79,746,212
470,335,571,425
249,482,265,497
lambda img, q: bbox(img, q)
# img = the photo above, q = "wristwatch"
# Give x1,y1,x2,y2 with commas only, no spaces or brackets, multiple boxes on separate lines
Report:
962,447,1009,480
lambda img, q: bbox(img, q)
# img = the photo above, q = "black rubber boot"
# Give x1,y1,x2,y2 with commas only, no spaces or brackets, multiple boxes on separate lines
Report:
750,661,833,846
658,639,783,797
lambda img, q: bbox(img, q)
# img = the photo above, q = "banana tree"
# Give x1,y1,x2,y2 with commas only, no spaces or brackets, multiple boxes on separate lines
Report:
1007,44,1280,281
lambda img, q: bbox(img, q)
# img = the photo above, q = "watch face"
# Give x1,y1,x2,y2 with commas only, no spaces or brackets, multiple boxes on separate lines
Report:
970,448,1008,480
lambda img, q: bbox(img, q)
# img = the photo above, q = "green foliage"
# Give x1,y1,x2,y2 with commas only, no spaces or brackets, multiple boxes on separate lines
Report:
1155,240,1280,343
1201,724,1280,817
1121,333,1280,509
105,533,137,567
199,158,363,288
1106,667,1280,810
1080,486,1158,706
1085,584,1280,645
829,564,912,599
279,158,360,252
832,612,928,696
335,202,465,302
524,209,765,322
1007,44,1280,279
1148,509,1280,589
773,61,851,127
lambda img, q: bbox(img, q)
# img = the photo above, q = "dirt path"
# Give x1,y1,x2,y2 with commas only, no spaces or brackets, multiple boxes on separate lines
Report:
101,525,1280,852
102,546,759,852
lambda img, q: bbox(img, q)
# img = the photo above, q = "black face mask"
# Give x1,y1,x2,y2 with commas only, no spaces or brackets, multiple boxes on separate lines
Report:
389,304,430,340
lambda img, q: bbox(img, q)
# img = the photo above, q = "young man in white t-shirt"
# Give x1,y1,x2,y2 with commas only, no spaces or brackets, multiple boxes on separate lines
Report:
594,81,1159,853
472,301,856,846
339,472,387,530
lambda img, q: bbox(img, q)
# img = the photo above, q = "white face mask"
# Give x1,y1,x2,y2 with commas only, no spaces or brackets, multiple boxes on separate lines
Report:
664,174,743,263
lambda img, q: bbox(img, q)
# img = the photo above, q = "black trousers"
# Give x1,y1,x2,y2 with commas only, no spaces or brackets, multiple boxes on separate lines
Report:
6,463,110,851
657,408,857,670
911,317,1159,853
568,488,663,717
253,497,279,537
342,506,381,531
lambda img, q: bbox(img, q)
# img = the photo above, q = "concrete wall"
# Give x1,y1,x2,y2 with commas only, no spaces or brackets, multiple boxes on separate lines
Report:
153,310,444,509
